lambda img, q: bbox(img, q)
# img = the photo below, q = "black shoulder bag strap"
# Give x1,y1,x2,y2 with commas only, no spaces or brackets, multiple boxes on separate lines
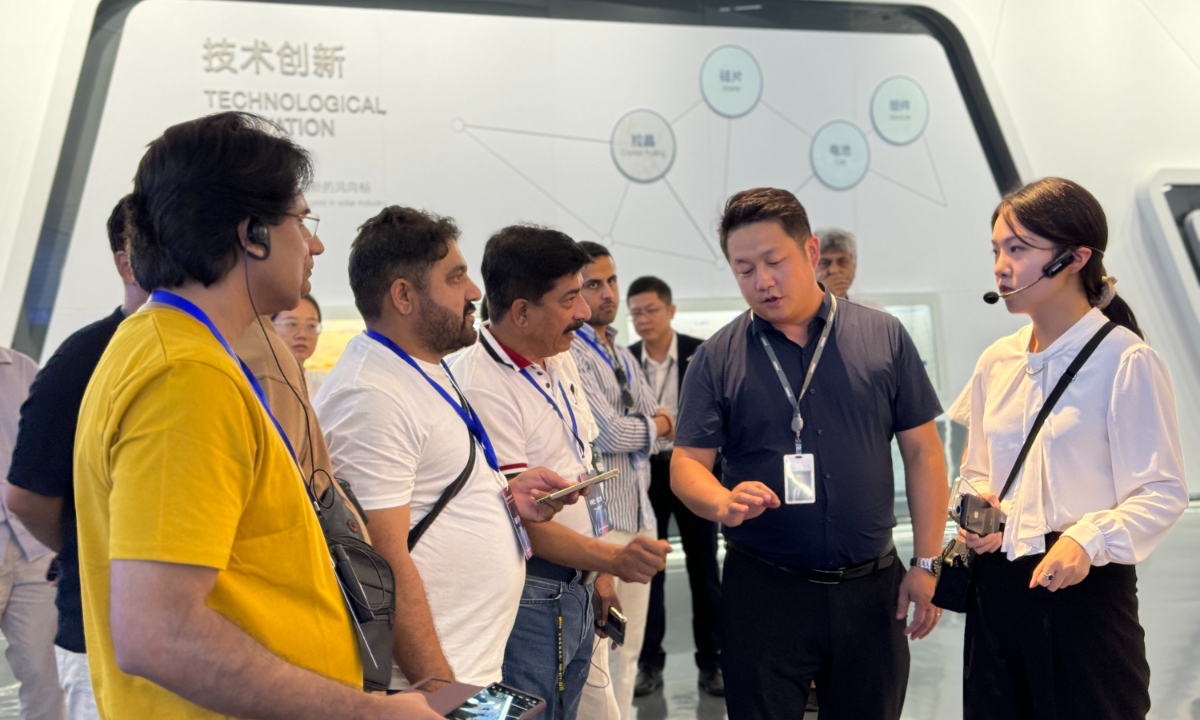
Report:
407,387,479,551
996,321,1117,503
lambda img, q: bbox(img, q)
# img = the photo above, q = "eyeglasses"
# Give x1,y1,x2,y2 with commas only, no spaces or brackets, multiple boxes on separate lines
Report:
287,213,320,237
628,305,666,320
274,319,322,334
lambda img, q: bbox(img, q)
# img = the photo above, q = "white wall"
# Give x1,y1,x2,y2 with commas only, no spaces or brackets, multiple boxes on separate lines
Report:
0,0,100,346
3,0,1199,460
936,0,1200,474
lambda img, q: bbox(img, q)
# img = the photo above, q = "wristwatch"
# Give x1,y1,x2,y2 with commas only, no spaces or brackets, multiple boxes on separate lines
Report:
910,556,942,579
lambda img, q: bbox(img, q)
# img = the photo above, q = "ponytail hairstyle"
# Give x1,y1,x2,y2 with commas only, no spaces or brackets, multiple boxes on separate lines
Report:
992,177,1143,339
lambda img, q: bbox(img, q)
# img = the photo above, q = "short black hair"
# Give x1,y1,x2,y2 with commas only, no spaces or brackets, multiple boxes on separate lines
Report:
348,206,459,322
577,241,610,261
107,195,134,255
127,112,313,290
719,188,812,258
482,225,591,320
627,276,672,305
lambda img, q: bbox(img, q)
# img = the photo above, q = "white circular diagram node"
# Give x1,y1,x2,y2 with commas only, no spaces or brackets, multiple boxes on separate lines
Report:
870,76,929,145
610,109,676,184
810,121,870,190
451,117,466,133
700,46,763,119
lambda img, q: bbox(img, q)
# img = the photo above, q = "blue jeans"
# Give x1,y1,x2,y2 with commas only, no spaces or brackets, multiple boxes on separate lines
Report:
503,574,594,720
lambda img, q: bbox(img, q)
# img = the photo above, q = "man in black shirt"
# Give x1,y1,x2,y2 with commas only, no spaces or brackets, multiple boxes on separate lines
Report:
7,195,148,719
671,189,949,720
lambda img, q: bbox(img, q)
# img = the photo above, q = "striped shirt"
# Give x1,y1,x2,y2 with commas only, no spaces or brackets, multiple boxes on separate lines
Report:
571,324,658,534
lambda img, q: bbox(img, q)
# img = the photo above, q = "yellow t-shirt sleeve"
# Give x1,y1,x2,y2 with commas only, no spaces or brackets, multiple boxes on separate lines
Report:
109,360,259,569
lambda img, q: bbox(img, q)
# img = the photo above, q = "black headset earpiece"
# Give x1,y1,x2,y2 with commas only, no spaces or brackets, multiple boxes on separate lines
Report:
1042,249,1076,278
246,218,271,260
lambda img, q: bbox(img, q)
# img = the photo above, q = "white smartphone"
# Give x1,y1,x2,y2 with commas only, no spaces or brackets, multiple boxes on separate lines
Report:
534,469,619,505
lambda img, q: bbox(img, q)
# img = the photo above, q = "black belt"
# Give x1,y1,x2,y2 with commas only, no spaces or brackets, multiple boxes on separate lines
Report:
526,556,583,583
726,539,896,585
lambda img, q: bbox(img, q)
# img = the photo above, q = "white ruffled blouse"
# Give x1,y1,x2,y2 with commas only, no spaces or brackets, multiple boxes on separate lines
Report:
961,308,1188,563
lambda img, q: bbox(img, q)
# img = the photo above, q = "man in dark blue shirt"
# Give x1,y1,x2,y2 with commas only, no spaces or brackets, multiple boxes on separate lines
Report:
7,195,148,720
672,188,949,720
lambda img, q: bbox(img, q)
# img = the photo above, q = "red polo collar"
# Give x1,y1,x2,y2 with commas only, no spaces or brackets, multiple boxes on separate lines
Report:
486,327,534,369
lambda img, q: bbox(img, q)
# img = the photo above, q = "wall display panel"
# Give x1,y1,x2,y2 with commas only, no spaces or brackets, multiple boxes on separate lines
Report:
42,0,1021,397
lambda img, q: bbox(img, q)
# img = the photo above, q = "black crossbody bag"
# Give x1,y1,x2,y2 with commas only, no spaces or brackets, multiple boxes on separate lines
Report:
932,321,1116,613
320,392,478,690
313,480,397,692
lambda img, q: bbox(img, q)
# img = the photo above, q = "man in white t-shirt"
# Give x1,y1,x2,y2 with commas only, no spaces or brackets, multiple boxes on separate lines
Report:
452,225,672,720
316,207,580,690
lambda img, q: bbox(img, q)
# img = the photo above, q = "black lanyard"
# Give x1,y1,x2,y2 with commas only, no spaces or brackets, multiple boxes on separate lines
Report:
754,295,838,454
642,355,674,406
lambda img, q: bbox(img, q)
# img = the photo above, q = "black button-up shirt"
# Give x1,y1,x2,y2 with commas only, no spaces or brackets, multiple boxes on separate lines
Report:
676,290,942,569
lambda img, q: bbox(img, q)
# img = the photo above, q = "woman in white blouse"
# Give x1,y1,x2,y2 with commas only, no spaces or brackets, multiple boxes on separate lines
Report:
958,177,1188,719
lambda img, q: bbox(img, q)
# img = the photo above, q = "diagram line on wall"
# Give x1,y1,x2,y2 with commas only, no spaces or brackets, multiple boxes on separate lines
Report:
464,129,605,237
869,168,947,208
760,100,813,138
462,123,609,144
663,177,721,261
724,119,733,199
922,135,948,206
793,173,816,195
609,181,632,236
671,98,705,125
613,239,716,264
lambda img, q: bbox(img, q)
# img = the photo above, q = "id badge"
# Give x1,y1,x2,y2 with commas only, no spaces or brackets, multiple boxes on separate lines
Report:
586,487,612,537
500,486,534,559
783,454,816,505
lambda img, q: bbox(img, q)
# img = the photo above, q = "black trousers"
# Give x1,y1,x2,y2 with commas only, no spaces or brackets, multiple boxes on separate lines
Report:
639,453,723,671
964,535,1150,720
721,545,909,720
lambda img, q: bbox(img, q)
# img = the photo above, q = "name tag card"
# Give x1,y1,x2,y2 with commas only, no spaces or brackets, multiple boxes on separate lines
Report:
783,454,816,505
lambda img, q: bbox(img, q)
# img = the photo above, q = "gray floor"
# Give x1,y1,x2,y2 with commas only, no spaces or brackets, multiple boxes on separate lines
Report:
634,503,1200,720
0,506,1197,718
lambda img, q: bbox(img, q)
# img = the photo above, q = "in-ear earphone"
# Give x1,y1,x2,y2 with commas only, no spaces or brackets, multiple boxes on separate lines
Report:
246,218,271,260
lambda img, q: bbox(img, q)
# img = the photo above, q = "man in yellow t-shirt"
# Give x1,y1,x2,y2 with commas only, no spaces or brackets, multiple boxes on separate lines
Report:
73,112,438,720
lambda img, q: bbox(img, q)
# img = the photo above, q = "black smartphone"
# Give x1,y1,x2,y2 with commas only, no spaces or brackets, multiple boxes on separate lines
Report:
446,682,544,719
605,607,627,646
956,494,1001,536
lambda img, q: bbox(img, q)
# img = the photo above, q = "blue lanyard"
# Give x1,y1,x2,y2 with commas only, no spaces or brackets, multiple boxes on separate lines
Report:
519,369,587,461
365,329,500,472
578,330,632,378
149,291,299,465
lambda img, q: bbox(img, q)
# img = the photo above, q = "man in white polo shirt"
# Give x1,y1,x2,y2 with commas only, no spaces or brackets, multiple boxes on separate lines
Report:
316,207,579,691
452,225,672,720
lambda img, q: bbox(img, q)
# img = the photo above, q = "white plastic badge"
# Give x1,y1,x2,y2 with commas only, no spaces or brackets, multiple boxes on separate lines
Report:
783,454,816,505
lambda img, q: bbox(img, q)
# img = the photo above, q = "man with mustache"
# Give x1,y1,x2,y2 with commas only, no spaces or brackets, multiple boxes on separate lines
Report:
451,225,672,720
316,207,581,691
